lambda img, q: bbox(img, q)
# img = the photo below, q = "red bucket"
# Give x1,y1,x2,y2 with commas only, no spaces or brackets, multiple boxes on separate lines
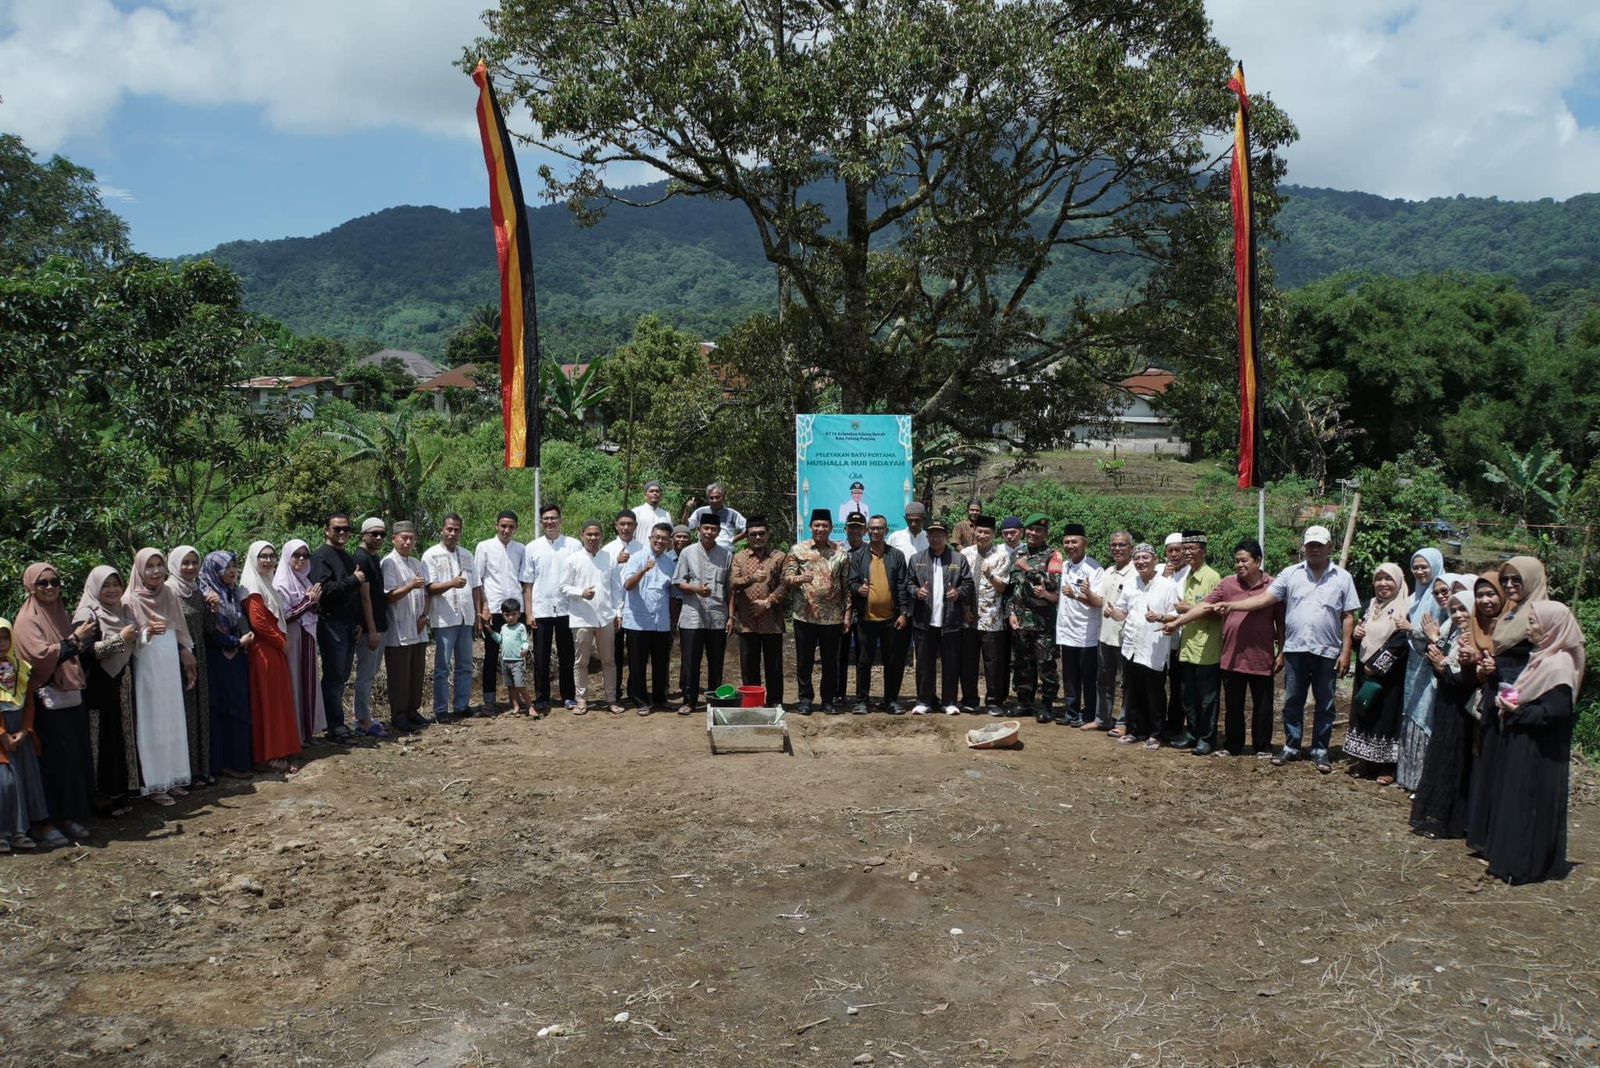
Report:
737,685,766,708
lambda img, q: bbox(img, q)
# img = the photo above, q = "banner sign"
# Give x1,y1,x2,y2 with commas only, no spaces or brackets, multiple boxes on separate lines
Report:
795,414,913,540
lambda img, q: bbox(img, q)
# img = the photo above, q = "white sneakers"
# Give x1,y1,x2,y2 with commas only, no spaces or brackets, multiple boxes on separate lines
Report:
943,705,960,716
911,703,929,715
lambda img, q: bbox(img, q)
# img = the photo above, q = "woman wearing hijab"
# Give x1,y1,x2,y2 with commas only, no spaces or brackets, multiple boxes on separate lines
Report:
199,551,254,777
167,546,216,785
73,566,142,817
1395,548,1449,792
1345,563,1409,784
274,538,327,743
1409,586,1482,839
240,542,301,773
0,617,55,851
1466,557,1545,856
14,562,98,844
1476,600,1585,884
123,548,196,805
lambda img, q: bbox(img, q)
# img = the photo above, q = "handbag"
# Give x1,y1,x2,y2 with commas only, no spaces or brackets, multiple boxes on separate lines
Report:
1361,634,1407,682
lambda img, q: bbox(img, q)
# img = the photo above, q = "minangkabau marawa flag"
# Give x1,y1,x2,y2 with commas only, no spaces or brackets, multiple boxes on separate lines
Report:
1227,62,1261,491
472,61,541,469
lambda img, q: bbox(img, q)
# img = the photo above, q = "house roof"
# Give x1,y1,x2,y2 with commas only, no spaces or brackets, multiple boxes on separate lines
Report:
359,349,443,381
1119,370,1175,398
232,376,337,389
414,364,482,392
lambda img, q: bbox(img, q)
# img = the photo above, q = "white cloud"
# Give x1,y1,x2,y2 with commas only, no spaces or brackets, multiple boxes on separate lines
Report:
1205,0,1600,200
95,182,137,202
3,1,1599,202
0,0,487,150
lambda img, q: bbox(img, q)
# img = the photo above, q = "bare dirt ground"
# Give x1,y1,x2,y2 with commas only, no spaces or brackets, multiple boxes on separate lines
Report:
2,653,1598,1068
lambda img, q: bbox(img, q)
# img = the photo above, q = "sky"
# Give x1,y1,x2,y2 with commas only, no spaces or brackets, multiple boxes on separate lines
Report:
2,0,1599,258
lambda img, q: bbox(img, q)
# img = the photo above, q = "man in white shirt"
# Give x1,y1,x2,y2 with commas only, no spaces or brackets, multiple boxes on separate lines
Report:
687,482,746,550
887,501,929,563
520,503,578,713
602,509,645,704
836,481,872,528
1085,531,1135,733
561,518,623,714
380,521,431,732
1111,542,1180,748
473,509,526,717
1054,523,1103,727
422,514,480,722
632,480,672,534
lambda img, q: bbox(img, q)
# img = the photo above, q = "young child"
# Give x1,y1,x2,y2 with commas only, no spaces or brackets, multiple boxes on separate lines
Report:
488,598,533,716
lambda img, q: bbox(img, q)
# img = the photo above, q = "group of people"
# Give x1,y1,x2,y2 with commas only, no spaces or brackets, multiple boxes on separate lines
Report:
0,483,1584,884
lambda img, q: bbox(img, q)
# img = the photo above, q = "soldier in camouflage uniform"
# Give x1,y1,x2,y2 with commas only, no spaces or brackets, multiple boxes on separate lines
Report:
1007,513,1062,722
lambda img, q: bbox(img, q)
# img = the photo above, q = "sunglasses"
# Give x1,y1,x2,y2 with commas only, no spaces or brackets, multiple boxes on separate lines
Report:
34,577,62,589
330,527,352,534
292,550,310,559
364,530,386,537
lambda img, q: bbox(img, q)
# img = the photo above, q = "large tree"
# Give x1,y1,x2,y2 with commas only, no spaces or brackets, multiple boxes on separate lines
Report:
0,133,130,273
468,0,1293,447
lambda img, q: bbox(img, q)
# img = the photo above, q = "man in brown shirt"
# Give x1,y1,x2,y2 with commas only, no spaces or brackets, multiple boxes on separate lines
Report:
783,509,850,714
730,516,787,706
951,498,984,549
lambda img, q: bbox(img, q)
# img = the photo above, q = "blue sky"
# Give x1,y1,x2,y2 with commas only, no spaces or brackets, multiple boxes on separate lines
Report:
4,0,1600,258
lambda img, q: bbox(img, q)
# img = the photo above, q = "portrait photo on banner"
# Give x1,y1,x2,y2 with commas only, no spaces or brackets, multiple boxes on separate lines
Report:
794,415,914,539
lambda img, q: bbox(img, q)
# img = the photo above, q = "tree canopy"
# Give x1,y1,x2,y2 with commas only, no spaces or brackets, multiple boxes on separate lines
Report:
468,0,1295,448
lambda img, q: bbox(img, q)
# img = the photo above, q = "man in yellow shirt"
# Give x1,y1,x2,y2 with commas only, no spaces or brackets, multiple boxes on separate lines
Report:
1173,531,1224,755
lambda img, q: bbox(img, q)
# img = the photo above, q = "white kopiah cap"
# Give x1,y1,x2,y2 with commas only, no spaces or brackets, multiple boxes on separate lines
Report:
1303,525,1332,545
1164,532,1184,547
361,517,386,534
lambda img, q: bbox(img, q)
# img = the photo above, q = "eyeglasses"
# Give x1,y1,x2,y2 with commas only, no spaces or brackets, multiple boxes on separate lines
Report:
541,517,560,523
259,553,279,561
33,577,62,589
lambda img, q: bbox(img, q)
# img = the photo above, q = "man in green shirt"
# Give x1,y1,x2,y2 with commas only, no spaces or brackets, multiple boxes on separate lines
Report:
1173,531,1224,754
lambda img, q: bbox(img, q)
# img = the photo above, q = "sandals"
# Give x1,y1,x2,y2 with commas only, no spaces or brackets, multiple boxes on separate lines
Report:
148,792,176,807
1375,774,1395,786
168,786,189,798
1118,734,1141,745
358,721,390,738
608,704,626,716
1142,738,1161,750
1107,726,1127,738
636,706,654,717
676,705,693,716
1316,760,1334,775
10,834,36,850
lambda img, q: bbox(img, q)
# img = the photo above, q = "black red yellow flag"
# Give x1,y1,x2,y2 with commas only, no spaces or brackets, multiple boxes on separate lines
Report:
1226,62,1261,490
472,61,541,469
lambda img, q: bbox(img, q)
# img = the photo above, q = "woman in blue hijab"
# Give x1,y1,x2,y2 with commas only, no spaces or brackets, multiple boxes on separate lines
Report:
1396,547,1448,792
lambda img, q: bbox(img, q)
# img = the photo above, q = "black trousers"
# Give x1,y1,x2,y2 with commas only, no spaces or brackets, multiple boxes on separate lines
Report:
793,619,839,706
915,627,962,707
738,632,785,706
959,628,982,707
613,628,628,702
533,615,575,706
481,612,506,699
1059,643,1099,721
1165,647,1185,737
1222,669,1275,754
854,618,905,703
679,627,726,706
834,625,854,703
1095,642,1123,726
1178,661,1223,745
626,628,672,706
1122,660,1168,740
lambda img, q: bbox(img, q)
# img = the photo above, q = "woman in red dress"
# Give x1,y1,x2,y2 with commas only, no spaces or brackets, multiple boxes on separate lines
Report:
239,541,301,773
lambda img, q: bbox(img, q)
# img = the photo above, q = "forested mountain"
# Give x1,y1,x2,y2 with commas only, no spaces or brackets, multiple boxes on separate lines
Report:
197,183,1600,357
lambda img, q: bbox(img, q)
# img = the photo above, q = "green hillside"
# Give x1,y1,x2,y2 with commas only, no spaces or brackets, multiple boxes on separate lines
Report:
197,183,1600,357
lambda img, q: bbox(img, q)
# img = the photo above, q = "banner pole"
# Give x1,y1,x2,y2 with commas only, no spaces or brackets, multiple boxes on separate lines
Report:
534,465,542,523
1258,485,1266,552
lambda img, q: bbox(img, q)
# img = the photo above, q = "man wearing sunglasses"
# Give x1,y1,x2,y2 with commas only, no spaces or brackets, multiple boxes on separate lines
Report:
307,511,375,745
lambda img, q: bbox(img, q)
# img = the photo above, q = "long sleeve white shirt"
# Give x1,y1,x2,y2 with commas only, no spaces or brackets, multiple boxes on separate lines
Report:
561,548,622,629
1116,573,1180,670
520,534,577,618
